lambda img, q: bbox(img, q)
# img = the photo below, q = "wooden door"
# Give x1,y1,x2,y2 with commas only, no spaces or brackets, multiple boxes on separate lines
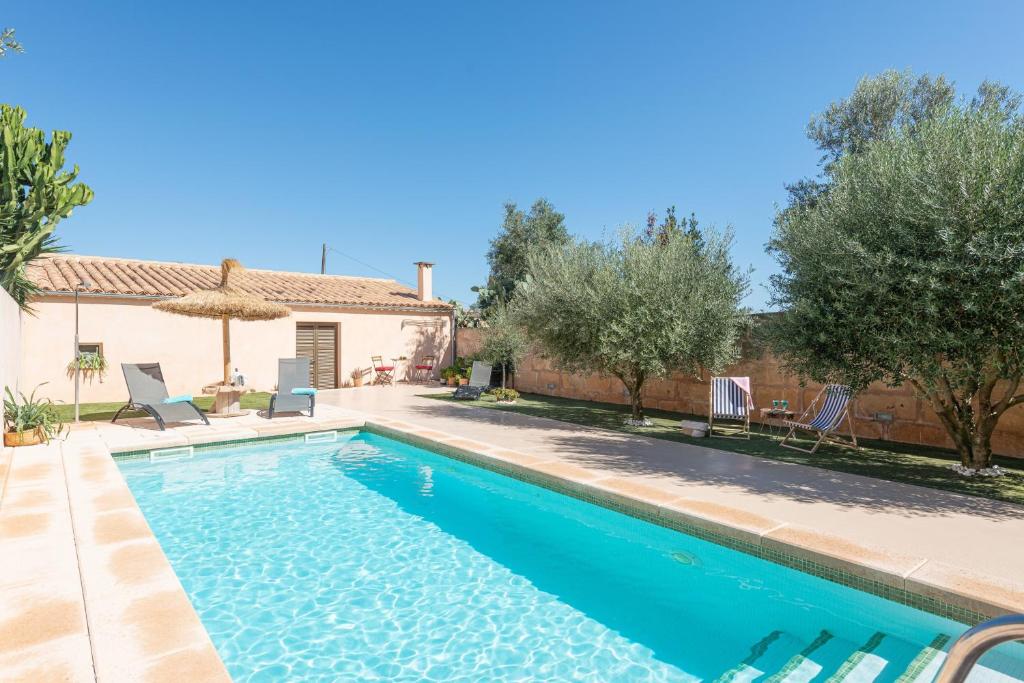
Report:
295,323,338,389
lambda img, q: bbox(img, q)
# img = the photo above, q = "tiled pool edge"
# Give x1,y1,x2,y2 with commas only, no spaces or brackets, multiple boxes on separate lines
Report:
362,421,1019,626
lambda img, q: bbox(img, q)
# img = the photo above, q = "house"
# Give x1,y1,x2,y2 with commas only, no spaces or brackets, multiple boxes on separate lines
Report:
16,255,453,403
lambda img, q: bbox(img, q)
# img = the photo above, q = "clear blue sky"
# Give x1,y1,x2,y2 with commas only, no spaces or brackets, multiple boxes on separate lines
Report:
4,1,1023,309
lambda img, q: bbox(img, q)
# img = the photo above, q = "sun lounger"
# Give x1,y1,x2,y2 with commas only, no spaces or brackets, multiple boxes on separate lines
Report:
708,376,753,438
112,363,210,430
453,361,493,400
268,358,316,418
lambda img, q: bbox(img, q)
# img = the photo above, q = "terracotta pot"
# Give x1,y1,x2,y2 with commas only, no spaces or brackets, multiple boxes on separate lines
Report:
446,377,458,387
4,428,45,447
458,378,470,386
352,376,363,387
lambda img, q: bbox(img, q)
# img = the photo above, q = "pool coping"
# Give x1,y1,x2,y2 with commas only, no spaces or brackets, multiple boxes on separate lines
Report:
7,414,1021,679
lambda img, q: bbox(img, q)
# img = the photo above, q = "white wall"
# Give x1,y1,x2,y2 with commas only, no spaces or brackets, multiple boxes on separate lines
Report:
19,295,453,403
0,287,21,397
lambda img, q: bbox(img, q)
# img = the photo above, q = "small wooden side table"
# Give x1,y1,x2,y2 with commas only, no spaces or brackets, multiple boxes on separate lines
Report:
759,408,795,435
202,384,251,416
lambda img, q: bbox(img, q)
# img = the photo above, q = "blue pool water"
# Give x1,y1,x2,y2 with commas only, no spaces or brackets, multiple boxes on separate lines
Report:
119,432,1023,682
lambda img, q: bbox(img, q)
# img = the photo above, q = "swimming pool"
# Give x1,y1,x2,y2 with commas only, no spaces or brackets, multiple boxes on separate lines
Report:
119,431,1024,682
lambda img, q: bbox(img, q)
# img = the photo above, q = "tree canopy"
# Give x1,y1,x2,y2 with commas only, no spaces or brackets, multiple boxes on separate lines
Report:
476,198,569,314
769,82,1024,468
0,105,93,308
516,227,748,421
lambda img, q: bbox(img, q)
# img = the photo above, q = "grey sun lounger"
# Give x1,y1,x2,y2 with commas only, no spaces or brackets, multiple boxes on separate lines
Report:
453,361,493,400
112,363,210,430
267,357,316,418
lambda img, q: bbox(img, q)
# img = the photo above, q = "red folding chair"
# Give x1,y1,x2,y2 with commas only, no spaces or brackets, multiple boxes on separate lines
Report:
371,355,395,385
414,355,435,383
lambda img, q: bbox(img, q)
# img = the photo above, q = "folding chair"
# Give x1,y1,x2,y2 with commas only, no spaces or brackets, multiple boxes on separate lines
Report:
414,355,436,383
371,355,395,385
780,384,858,454
707,376,753,439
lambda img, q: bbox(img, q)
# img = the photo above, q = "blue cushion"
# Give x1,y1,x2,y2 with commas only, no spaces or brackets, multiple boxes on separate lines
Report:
163,394,192,404
291,387,317,396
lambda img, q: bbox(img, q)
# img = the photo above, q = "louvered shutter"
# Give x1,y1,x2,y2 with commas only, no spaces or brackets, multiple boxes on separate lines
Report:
295,323,317,387
315,325,337,389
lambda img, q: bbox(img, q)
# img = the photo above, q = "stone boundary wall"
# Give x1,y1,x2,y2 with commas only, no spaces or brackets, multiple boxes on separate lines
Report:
456,328,1024,457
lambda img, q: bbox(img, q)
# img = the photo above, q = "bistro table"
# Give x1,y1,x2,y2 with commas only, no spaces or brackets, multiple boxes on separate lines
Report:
390,358,410,384
758,407,795,435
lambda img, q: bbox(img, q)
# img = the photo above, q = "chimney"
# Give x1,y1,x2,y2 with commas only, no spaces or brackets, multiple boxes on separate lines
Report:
415,262,433,301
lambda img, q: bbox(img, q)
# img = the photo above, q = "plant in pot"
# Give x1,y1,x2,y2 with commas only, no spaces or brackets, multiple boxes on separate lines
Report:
491,387,519,404
351,367,365,387
3,385,66,447
440,366,461,387
65,351,108,381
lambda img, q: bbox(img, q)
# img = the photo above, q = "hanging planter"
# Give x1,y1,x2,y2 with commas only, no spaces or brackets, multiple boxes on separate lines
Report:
65,352,108,381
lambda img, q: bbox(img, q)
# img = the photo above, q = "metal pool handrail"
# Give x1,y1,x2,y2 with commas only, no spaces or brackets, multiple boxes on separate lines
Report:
934,614,1024,683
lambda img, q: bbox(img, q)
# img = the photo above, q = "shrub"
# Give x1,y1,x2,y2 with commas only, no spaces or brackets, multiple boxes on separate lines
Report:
491,388,519,403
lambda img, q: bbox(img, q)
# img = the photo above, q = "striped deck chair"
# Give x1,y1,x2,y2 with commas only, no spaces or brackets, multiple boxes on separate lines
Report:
780,384,858,454
708,376,753,439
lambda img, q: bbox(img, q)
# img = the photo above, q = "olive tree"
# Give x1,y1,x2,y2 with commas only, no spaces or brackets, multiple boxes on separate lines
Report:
0,105,93,308
515,227,748,423
479,305,529,389
768,103,1024,469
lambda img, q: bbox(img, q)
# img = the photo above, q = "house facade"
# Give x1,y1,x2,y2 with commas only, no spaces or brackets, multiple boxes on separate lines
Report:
19,255,453,403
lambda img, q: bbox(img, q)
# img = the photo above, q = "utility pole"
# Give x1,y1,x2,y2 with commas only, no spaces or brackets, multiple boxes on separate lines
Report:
321,243,327,274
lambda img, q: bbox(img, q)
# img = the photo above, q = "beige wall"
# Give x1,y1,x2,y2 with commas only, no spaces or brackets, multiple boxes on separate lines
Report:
457,328,1024,457
1,287,21,396
21,295,452,403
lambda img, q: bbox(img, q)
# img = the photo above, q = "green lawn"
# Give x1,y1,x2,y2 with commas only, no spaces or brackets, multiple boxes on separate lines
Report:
54,392,273,423
423,391,1024,506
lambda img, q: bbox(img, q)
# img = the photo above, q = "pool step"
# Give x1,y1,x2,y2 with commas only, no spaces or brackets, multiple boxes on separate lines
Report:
823,632,889,683
763,630,835,683
715,630,801,683
893,634,951,683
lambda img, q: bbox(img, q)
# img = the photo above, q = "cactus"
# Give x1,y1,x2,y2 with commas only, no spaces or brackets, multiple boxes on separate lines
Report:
0,105,93,308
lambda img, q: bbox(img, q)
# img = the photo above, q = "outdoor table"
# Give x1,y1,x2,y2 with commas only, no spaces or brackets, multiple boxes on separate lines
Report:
391,358,410,384
759,408,795,435
202,384,251,416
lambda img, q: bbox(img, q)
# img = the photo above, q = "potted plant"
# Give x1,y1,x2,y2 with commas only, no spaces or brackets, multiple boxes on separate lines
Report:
491,388,519,404
351,367,365,387
440,366,461,387
3,385,65,447
65,351,108,381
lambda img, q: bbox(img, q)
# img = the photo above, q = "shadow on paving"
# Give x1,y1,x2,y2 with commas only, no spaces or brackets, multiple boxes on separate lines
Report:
411,393,1024,518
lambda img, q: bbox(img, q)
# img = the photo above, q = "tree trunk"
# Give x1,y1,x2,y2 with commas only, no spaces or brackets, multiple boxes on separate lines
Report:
910,376,1011,470
501,363,506,389
628,377,646,421
612,369,647,422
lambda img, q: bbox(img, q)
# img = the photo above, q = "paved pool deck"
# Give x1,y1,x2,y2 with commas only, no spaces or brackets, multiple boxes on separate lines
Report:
2,385,1022,680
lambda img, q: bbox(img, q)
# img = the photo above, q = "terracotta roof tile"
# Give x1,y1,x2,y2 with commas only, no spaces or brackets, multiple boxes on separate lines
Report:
27,255,451,311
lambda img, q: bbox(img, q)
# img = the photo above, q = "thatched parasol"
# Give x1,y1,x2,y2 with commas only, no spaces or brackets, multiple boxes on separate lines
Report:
154,259,290,385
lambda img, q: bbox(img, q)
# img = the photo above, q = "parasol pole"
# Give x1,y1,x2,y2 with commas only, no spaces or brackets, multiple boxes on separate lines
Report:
222,314,231,384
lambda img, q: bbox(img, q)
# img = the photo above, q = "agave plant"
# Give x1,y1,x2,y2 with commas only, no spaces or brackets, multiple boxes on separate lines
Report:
3,384,65,441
